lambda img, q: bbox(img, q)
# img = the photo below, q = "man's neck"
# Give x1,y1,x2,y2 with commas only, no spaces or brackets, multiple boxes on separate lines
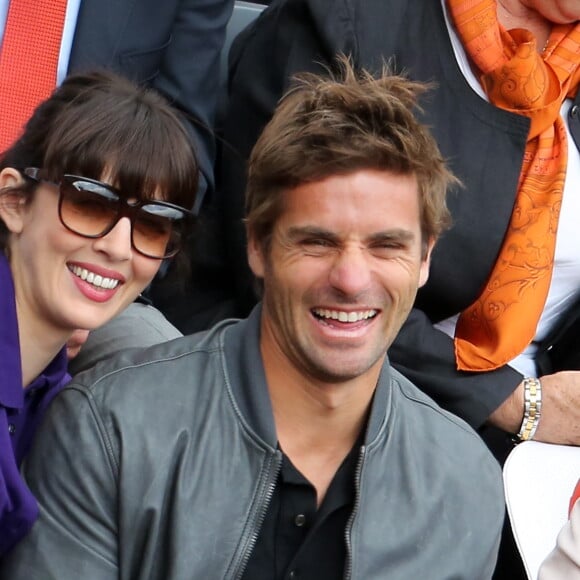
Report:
274,405,366,507
262,345,377,506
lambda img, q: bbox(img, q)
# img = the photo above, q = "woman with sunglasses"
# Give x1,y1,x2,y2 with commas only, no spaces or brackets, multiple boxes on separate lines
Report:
0,70,197,556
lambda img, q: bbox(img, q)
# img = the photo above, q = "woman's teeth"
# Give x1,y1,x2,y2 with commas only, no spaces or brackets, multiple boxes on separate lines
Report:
68,265,120,290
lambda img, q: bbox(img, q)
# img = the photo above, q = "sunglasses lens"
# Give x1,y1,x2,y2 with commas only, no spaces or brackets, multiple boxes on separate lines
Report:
58,176,189,259
60,179,119,236
133,205,187,258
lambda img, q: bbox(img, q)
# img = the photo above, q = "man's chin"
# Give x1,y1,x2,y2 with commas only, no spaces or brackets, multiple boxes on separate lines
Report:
306,356,380,385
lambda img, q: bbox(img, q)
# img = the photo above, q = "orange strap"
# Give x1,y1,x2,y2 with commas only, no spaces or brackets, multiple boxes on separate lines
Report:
447,0,580,371
0,0,67,152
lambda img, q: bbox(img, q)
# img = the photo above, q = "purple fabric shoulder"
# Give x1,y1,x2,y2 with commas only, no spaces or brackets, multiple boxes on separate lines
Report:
0,254,70,556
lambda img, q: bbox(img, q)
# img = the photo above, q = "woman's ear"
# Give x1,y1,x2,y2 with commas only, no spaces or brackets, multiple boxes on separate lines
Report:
0,168,29,234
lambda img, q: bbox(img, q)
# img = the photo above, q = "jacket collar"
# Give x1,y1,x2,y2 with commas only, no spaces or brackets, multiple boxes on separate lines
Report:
222,304,393,448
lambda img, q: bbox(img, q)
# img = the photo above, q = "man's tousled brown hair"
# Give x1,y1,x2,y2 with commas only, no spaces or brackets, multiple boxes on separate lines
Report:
245,55,457,255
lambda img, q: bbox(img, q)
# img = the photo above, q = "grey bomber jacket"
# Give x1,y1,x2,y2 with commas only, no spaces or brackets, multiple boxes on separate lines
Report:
0,306,505,579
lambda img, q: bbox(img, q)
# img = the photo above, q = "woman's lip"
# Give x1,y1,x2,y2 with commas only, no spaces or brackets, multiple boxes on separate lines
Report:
69,273,121,303
67,261,126,283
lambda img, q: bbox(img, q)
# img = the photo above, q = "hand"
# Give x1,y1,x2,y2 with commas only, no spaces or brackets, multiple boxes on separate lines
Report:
489,372,580,445
535,372,580,445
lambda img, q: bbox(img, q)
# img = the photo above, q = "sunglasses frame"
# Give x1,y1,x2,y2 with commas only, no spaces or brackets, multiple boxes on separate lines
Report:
22,167,194,259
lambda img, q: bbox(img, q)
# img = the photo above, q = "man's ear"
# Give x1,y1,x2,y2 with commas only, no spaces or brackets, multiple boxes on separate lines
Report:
418,237,436,288
0,168,28,234
246,228,266,279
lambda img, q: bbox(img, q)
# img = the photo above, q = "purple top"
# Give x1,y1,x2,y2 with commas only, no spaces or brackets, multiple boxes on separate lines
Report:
0,254,70,556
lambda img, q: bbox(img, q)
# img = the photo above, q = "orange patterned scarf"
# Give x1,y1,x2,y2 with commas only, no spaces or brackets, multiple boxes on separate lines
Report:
447,0,580,371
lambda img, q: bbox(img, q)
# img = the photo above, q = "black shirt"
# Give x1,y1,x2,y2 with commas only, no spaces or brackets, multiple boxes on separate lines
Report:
241,442,361,580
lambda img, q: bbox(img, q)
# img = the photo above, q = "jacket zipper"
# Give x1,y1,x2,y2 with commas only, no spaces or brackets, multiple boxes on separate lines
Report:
233,450,283,580
343,445,366,580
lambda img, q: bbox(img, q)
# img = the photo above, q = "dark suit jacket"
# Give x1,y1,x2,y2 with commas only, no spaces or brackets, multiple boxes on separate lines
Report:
68,0,234,210
220,0,580,433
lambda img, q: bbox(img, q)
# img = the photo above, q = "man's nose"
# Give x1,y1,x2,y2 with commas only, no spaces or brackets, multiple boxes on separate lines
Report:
328,247,372,296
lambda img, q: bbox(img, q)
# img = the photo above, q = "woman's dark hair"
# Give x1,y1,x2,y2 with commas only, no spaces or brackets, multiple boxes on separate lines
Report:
0,70,199,255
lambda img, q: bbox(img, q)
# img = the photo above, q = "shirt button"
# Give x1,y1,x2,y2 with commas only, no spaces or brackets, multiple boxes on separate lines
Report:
289,571,299,579
294,514,306,527
8,423,16,435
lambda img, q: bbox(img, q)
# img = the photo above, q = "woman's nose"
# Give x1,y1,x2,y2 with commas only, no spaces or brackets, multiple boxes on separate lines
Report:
92,217,133,261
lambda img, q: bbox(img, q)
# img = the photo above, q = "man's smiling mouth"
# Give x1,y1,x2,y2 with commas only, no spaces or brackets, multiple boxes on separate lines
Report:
312,308,378,323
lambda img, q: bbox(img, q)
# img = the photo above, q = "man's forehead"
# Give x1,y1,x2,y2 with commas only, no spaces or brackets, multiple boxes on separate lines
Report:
274,171,421,228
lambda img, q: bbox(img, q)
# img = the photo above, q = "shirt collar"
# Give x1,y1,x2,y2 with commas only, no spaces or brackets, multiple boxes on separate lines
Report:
26,347,69,393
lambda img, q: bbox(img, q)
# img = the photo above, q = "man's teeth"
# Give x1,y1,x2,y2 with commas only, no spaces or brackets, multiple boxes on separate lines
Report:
68,265,120,290
313,309,377,322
